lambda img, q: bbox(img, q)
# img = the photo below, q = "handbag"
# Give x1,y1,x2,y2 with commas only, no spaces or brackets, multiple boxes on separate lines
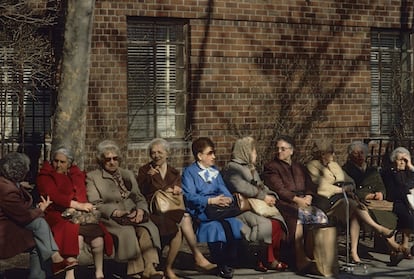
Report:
61,208,101,225
150,190,185,214
111,210,149,226
233,193,251,211
305,226,339,277
205,202,242,220
248,198,279,217
233,192,279,217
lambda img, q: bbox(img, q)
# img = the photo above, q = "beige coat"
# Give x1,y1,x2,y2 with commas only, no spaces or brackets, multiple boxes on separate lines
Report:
86,167,161,262
307,160,354,198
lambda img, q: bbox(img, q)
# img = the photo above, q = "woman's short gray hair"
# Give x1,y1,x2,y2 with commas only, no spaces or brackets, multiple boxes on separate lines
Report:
148,138,170,156
390,147,411,162
96,140,121,163
347,141,368,156
0,152,30,182
52,147,74,165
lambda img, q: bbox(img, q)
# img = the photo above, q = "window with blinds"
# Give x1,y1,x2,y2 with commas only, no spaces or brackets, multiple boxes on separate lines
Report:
370,30,413,136
0,47,51,143
127,18,188,142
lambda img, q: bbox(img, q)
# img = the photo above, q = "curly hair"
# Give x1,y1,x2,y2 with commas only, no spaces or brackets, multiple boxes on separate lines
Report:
0,152,30,182
96,140,122,165
390,147,411,163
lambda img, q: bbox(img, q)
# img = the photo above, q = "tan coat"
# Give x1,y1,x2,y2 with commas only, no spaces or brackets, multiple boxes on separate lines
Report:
306,160,355,198
86,167,161,262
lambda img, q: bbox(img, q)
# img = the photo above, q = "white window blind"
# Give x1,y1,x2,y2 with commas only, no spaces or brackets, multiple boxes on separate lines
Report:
0,47,51,142
127,19,187,141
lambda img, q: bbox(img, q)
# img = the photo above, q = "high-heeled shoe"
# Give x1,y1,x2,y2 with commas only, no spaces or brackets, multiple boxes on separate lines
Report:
399,246,413,260
255,260,268,272
268,260,288,271
195,262,217,274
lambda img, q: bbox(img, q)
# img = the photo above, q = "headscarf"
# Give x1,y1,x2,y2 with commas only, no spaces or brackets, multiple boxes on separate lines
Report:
232,136,255,168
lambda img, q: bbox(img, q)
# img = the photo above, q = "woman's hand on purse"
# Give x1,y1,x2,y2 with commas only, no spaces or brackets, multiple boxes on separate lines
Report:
129,209,145,223
77,202,94,212
172,185,182,195
209,194,232,207
264,195,276,206
112,209,129,218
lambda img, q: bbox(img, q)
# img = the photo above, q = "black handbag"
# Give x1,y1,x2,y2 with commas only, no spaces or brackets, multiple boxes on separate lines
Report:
205,202,242,220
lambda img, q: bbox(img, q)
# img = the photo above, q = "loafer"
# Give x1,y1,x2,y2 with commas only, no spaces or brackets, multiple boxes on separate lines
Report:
218,265,233,279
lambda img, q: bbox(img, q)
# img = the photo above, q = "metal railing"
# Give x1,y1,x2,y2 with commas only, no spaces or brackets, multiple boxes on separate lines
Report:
363,138,414,168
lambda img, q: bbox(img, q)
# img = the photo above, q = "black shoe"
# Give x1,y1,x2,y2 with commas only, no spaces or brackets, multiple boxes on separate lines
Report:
218,265,233,279
388,251,405,266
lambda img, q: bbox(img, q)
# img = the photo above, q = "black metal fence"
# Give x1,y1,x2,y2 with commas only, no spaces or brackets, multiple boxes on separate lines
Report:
363,138,414,168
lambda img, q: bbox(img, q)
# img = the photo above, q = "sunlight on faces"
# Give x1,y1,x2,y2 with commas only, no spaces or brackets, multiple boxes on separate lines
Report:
103,151,119,173
350,146,366,167
150,144,168,167
321,151,335,165
395,153,407,171
197,147,215,168
276,140,293,162
53,153,69,174
251,148,257,165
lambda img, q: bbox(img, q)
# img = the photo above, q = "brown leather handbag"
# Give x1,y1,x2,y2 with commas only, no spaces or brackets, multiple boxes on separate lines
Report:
150,190,185,214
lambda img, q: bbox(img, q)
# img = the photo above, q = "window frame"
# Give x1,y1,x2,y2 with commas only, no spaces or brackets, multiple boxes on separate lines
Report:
126,17,189,143
370,29,413,137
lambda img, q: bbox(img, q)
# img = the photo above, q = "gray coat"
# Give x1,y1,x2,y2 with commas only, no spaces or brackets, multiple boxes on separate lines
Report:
86,167,161,262
222,159,288,244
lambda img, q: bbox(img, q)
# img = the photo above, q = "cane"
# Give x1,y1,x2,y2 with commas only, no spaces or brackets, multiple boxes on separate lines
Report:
341,188,354,272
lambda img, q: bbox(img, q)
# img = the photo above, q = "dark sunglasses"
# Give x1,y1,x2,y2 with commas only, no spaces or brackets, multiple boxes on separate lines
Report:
104,156,119,162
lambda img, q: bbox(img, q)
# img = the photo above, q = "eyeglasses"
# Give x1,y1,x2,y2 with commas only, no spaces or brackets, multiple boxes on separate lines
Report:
276,146,291,152
202,150,215,156
104,156,119,162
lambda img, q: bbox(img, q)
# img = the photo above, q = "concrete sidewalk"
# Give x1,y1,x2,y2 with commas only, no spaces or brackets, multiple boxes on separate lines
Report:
1,234,414,278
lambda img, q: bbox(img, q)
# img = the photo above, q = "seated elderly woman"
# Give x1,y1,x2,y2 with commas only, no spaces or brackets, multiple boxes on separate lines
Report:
262,135,328,273
37,147,113,279
86,140,163,279
342,141,397,232
137,138,216,279
221,136,288,272
0,152,77,278
306,140,399,264
382,147,414,265
182,137,243,279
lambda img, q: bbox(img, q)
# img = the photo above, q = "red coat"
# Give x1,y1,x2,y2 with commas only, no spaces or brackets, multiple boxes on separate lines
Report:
37,162,113,257
0,176,42,259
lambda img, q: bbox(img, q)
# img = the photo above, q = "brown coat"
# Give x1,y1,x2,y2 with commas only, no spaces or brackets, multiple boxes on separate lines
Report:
137,162,185,236
0,176,43,259
262,159,317,243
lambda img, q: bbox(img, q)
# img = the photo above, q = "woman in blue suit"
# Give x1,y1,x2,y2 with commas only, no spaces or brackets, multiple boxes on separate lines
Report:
182,137,243,279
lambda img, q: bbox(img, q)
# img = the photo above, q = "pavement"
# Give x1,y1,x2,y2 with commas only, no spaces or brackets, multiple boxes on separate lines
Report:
1,233,414,279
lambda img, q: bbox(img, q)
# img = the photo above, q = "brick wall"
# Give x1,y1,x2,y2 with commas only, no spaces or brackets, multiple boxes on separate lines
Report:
86,0,414,172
